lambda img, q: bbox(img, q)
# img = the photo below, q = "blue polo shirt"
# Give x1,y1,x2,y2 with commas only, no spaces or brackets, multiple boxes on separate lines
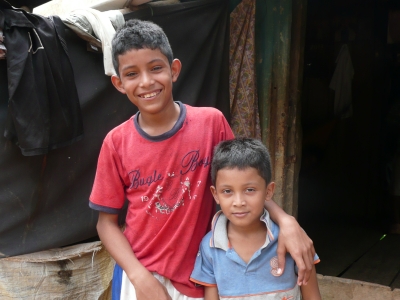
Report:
190,210,318,299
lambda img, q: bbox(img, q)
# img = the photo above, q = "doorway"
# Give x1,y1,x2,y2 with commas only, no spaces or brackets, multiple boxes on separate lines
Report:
297,0,400,289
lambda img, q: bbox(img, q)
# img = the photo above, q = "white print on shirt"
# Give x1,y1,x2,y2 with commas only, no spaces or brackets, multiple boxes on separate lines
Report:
127,149,210,216
182,177,192,199
142,173,200,216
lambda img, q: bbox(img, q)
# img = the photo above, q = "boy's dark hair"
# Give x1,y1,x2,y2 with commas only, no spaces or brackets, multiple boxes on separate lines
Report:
112,19,173,76
211,138,272,185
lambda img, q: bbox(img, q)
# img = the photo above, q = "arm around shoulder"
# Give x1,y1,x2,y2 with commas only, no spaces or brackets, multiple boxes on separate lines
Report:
264,199,315,286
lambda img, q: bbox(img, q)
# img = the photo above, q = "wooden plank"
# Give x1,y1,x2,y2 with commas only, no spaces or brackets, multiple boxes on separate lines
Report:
285,0,308,218
301,215,384,277
255,0,294,213
341,234,400,286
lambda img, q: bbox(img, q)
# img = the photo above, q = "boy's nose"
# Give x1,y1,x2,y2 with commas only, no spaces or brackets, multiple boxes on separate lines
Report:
139,72,155,87
232,194,245,206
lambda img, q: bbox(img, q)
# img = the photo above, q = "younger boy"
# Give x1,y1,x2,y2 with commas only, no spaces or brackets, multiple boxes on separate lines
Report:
89,19,315,300
190,138,321,300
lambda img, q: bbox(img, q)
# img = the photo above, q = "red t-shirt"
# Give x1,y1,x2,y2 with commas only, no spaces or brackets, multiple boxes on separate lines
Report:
89,103,234,297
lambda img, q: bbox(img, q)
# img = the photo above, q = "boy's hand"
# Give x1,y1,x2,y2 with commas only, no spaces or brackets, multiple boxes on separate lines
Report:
276,215,315,286
132,271,172,300
96,212,171,299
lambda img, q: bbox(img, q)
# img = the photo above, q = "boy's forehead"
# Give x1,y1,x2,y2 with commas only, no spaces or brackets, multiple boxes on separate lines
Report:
119,48,170,65
215,167,267,188
216,166,260,178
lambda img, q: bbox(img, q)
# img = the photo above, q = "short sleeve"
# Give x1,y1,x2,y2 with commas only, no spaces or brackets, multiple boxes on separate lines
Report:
89,136,126,213
190,235,217,287
219,112,235,142
313,253,320,264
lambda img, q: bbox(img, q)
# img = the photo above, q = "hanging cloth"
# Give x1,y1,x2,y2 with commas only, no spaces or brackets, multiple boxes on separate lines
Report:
1,4,83,156
229,0,261,138
62,8,125,76
329,44,354,119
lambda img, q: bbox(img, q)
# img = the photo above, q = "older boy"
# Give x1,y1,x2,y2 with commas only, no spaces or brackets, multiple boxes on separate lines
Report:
190,138,321,300
89,19,315,300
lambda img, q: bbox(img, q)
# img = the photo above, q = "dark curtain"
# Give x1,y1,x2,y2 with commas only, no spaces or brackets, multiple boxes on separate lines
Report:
0,0,229,257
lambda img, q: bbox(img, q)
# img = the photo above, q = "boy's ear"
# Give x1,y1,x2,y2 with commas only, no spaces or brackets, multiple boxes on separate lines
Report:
111,75,126,94
210,186,220,204
171,59,182,82
266,182,275,201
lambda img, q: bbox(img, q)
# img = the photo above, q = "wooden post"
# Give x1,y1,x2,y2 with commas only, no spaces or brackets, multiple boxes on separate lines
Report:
285,0,307,218
256,0,307,216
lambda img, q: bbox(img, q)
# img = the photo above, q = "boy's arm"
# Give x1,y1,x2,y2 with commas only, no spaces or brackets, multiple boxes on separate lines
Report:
97,212,172,300
300,265,321,300
264,200,315,286
204,286,219,300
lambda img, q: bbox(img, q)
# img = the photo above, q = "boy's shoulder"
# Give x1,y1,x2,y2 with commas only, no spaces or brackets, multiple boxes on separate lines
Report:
100,116,138,150
105,116,134,139
184,103,225,118
184,104,230,135
197,230,214,260
200,230,213,247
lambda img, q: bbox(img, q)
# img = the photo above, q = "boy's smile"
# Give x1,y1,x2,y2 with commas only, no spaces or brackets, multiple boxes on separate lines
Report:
111,48,181,119
211,167,275,231
139,90,161,99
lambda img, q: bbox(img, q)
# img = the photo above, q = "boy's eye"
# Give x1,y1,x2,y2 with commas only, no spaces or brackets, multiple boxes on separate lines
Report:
246,188,255,193
126,72,137,77
221,189,232,194
152,66,162,71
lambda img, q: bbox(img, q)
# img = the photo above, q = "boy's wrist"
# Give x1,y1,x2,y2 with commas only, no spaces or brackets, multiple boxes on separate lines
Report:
127,264,151,285
279,214,296,225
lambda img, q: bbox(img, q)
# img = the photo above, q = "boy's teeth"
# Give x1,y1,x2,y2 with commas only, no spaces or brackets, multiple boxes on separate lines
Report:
143,92,157,98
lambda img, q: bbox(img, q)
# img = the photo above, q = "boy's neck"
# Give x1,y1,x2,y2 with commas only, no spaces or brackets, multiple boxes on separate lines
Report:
227,220,267,264
137,101,180,136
